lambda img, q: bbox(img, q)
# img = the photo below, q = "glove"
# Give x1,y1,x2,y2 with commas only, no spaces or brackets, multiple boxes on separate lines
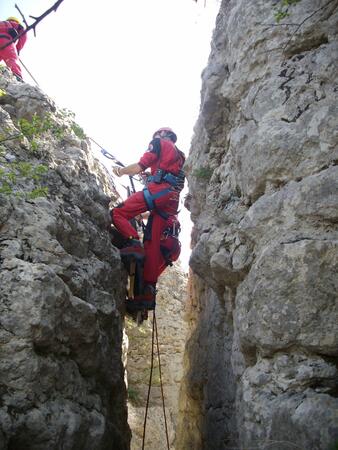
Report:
112,166,122,177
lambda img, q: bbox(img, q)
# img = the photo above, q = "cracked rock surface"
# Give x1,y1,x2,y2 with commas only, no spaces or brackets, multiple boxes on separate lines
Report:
178,1,338,449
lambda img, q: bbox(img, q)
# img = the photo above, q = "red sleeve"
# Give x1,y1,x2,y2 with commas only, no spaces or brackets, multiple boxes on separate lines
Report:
138,151,158,170
16,27,27,53
138,139,161,170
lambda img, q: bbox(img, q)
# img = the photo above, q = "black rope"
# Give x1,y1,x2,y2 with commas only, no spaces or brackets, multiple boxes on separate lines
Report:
19,58,40,86
154,312,170,450
142,311,170,450
142,310,156,450
88,136,140,193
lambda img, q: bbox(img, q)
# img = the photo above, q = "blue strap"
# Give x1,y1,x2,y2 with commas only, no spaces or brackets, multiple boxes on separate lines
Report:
143,188,171,219
143,187,171,210
143,188,155,210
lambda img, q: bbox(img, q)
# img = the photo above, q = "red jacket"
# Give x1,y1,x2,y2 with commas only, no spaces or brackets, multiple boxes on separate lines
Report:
0,20,27,53
138,138,185,176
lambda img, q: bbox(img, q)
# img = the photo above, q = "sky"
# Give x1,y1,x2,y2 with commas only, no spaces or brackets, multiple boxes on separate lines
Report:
0,0,219,270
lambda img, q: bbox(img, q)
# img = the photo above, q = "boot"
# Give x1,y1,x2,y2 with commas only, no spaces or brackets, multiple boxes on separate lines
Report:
14,74,23,83
126,284,156,312
120,238,145,260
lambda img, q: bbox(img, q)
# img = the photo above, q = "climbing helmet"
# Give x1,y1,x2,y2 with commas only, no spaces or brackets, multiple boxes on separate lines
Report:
152,127,177,143
7,17,21,24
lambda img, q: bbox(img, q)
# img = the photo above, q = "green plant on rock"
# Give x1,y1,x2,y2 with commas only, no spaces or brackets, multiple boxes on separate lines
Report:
27,186,49,199
58,107,75,120
0,127,22,145
18,113,68,153
58,108,87,139
0,174,12,194
0,160,49,199
274,0,302,23
70,122,86,139
127,386,141,405
193,165,213,182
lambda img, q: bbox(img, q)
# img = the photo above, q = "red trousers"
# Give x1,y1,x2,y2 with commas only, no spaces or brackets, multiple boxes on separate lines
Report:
158,236,181,277
112,185,179,285
0,40,22,78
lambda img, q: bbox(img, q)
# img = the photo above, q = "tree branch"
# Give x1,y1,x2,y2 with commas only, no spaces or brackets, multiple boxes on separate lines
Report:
0,0,65,50
15,4,29,30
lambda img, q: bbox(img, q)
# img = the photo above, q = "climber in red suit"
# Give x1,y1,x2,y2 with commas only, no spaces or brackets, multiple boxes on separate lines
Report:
0,17,27,81
111,127,185,311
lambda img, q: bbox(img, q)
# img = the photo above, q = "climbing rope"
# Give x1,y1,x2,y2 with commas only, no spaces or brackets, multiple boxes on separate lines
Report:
154,312,170,448
19,58,40,87
142,310,170,450
88,136,143,193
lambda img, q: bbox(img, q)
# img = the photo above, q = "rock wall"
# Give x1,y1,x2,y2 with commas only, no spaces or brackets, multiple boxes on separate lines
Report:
179,1,338,449
0,69,130,449
126,265,188,450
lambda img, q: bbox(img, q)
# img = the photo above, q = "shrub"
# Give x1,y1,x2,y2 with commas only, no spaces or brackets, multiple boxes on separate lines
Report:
274,0,301,23
193,165,213,181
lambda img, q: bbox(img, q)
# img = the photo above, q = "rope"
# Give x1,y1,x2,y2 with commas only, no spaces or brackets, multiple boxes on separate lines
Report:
19,57,40,86
142,310,170,450
88,136,141,193
142,311,156,450
154,312,170,449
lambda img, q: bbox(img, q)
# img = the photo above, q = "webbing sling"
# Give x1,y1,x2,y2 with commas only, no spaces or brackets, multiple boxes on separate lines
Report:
143,187,171,219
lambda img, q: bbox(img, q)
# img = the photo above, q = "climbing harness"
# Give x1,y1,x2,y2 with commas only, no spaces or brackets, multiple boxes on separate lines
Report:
142,311,170,450
146,167,183,189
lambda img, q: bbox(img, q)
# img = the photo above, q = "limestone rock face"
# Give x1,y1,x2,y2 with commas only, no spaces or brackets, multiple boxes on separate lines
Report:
179,1,338,449
0,70,130,449
126,265,188,450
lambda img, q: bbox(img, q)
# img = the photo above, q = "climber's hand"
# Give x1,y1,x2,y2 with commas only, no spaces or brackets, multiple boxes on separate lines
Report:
112,166,123,177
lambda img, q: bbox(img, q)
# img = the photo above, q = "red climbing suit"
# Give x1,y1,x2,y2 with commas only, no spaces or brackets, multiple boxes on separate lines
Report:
0,20,27,78
157,215,181,277
111,138,185,285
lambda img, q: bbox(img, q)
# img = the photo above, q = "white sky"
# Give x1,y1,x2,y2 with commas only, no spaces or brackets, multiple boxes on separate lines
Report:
0,0,219,270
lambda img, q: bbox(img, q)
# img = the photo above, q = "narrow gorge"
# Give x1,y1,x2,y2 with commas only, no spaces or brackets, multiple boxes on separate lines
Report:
0,0,337,449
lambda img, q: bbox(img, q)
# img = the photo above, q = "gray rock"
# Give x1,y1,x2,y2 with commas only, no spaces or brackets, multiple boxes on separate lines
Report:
179,0,338,449
0,71,130,449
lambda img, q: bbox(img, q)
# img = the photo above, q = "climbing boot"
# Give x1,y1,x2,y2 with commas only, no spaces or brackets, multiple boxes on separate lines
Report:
120,239,145,275
14,74,23,83
126,284,156,312
120,238,144,260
